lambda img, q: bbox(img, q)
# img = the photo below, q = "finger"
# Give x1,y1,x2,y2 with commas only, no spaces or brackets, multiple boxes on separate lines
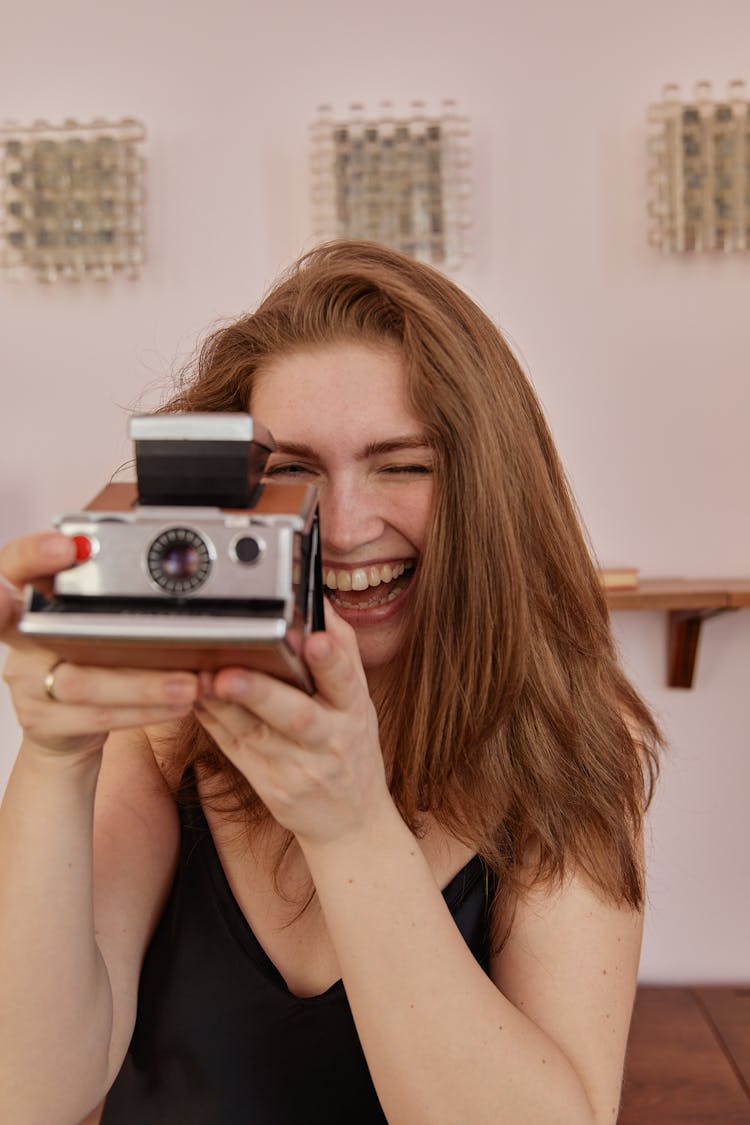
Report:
318,599,369,685
193,696,284,764
303,629,364,709
210,649,361,747
7,655,199,709
196,690,278,742
322,596,360,651
0,532,77,588
21,701,197,741
49,664,199,708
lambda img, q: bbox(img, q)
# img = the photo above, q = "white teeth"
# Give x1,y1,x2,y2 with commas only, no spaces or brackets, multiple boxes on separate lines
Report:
351,568,368,591
323,560,412,591
330,584,405,610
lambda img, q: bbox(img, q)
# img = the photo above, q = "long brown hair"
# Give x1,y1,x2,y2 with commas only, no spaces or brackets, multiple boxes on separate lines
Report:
164,240,660,918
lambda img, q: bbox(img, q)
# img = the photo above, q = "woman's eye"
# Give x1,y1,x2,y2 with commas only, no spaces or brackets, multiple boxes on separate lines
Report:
382,463,432,476
265,463,315,478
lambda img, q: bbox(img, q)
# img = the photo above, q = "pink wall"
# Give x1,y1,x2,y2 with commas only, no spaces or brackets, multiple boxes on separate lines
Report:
1,0,748,982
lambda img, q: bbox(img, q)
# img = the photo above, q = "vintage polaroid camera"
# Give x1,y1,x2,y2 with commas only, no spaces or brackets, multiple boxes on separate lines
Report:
19,413,324,692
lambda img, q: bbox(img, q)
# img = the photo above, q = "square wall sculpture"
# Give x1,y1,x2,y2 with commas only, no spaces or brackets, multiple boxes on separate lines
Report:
648,81,749,252
310,101,471,269
0,117,146,282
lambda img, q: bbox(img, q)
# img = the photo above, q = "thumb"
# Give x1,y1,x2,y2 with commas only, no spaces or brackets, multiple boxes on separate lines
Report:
0,533,77,588
0,532,77,645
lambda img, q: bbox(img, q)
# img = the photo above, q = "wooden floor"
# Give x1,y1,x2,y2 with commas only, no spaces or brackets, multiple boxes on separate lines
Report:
619,986,750,1123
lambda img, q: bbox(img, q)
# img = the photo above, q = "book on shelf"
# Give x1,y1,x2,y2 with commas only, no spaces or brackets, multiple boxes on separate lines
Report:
597,566,639,591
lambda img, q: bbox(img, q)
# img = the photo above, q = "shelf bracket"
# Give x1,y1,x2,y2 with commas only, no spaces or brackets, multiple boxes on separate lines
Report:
667,608,735,688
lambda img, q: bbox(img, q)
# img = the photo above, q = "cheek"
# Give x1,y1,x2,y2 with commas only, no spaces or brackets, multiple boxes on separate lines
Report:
400,487,433,548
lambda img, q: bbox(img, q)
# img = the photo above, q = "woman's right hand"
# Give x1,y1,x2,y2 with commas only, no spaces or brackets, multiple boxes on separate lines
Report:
0,531,199,759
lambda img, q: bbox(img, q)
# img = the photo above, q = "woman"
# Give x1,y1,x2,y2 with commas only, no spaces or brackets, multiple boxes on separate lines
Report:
0,241,660,1124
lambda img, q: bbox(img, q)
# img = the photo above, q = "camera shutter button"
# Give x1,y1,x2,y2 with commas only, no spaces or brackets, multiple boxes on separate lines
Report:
72,534,97,563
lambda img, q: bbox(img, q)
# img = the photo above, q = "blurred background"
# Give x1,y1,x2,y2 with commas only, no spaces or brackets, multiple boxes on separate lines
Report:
1,0,748,983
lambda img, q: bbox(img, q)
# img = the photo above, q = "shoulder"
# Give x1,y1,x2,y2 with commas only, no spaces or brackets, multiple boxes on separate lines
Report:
490,860,643,1121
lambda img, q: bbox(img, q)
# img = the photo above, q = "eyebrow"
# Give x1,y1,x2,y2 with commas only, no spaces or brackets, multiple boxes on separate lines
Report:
270,435,432,460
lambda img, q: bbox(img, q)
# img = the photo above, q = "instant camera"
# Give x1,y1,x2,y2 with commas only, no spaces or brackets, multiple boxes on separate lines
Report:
19,414,324,692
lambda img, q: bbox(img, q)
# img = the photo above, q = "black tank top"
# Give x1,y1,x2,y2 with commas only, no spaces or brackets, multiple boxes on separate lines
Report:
101,786,495,1125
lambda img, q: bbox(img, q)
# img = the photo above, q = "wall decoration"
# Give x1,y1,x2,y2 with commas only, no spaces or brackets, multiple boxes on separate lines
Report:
647,81,749,252
0,117,146,282
310,100,471,269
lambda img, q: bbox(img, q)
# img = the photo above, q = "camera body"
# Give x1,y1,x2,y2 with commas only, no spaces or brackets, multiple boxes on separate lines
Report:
19,413,324,692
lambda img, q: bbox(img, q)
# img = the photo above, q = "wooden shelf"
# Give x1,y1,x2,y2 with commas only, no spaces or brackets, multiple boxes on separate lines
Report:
604,579,750,688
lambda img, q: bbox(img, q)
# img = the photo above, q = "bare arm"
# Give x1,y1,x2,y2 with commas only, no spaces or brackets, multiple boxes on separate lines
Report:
0,731,180,1123
300,804,640,1125
491,866,643,1124
0,533,196,1124
194,604,642,1125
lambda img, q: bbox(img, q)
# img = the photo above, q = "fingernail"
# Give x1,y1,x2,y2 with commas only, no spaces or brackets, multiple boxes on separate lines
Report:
225,671,251,694
198,671,215,697
165,677,196,702
312,635,333,660
39,534,76,564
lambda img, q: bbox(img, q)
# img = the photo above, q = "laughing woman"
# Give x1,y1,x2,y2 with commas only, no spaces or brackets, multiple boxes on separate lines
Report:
0,241,660,1125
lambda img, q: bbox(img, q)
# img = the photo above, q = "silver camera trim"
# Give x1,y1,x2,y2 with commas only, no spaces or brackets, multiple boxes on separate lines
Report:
129,413,268,443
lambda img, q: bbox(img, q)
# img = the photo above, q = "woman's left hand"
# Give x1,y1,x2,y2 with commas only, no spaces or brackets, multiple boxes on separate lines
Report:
193,600,391,847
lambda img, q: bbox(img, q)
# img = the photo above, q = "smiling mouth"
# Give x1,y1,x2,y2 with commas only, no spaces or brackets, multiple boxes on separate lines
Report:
323,560,415,610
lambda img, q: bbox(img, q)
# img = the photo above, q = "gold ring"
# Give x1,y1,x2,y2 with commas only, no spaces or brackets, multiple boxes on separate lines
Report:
43,659,66,702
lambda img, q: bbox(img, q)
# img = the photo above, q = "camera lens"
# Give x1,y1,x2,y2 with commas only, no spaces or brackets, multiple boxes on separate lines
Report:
147,528,212,594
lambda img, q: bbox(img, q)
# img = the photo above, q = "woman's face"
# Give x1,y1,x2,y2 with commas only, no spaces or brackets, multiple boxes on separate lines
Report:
251,341,434,672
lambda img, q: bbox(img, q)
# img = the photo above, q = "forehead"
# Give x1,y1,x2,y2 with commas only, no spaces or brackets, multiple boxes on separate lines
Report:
250,342,422,439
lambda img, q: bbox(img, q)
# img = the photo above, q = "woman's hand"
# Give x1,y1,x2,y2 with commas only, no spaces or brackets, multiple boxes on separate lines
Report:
1,532,199,759
193,601,391,847
0,532,76,635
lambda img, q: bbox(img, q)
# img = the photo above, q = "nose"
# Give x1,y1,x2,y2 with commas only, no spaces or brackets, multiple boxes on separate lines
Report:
318,477,384,558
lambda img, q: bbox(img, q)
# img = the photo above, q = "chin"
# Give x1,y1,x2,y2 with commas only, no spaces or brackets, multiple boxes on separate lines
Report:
359,627,404,668
337,616,405,675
